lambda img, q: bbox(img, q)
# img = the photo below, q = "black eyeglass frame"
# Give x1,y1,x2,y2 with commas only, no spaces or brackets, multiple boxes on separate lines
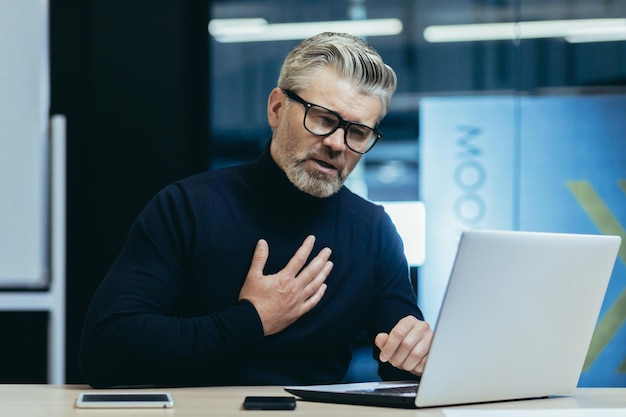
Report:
282,89,383,154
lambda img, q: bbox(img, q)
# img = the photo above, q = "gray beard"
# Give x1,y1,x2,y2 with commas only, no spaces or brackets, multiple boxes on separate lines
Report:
286,159,344,198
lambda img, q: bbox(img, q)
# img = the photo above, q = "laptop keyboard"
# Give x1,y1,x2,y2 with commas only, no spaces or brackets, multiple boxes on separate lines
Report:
348,384,419,395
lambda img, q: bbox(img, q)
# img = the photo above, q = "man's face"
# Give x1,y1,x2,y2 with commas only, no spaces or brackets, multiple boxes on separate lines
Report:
268,67,382,198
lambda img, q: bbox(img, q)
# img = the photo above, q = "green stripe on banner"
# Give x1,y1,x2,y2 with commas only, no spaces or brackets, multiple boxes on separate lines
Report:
566,180,626,372
617,180,626,372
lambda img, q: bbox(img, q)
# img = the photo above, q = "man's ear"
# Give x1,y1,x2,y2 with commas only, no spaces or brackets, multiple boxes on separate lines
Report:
267,87,285,129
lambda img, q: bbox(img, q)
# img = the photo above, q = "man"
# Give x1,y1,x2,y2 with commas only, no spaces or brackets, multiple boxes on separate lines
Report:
80,32,432,388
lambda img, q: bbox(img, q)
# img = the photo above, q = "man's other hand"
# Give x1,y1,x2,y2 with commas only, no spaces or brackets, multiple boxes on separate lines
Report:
375,315,433,376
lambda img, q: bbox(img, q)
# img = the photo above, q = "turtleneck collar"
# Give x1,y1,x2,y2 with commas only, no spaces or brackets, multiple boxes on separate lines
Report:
244,139,338,214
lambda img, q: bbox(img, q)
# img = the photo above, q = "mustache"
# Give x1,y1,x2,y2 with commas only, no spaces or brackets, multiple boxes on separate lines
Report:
294,149,346,183
302,147,343,164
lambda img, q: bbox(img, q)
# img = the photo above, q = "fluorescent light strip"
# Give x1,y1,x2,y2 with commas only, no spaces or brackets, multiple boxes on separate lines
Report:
209,18,403,43
423,18,626,43
566,26,626,43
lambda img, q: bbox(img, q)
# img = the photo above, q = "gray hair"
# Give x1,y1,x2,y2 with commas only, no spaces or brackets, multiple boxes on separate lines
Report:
277,32,397,120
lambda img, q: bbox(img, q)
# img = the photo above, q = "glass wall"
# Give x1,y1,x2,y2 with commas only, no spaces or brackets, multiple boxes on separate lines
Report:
209,0,626,386
209,0,626,197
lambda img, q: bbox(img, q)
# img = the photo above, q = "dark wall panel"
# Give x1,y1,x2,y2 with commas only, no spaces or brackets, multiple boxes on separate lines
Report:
50,0,209,383
0,312,48,383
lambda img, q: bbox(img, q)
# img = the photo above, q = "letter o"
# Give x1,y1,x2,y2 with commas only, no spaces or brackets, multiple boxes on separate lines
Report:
454,160,485,191
454,193,486,224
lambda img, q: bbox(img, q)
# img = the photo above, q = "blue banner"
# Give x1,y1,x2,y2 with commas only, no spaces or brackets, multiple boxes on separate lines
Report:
419,95,626,387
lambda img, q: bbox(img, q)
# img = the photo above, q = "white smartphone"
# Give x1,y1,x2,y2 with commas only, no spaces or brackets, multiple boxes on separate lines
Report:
75,392,174,408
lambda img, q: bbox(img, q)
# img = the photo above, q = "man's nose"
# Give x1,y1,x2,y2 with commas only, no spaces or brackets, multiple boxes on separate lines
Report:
322,128,346,151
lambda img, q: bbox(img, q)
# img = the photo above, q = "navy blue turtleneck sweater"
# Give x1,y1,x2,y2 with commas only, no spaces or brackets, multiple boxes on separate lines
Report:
79,142,424,388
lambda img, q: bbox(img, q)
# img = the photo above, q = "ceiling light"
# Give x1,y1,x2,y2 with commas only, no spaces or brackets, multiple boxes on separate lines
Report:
209,18,403,43
423,18,626,43
566,25,626,43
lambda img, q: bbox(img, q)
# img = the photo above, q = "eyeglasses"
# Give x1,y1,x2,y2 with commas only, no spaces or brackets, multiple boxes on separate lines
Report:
282,89,382,154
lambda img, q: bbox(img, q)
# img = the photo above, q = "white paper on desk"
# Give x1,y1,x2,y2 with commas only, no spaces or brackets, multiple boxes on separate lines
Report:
444,409,626,417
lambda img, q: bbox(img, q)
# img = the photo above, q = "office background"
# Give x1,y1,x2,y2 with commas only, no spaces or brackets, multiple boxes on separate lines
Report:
0,0,624,386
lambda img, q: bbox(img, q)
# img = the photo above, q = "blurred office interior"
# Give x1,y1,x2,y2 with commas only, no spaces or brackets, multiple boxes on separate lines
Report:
1,0,624,387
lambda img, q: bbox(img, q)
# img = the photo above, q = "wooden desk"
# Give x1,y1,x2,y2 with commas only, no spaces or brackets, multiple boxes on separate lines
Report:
0,385,624,416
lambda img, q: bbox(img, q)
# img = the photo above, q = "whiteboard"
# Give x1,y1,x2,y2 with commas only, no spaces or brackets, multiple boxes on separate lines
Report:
0,1,49,287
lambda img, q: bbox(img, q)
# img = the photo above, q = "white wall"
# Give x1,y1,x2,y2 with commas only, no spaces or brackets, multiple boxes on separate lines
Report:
0,0,49,287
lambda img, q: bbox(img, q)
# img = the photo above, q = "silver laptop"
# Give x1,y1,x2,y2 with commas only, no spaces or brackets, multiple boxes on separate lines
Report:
285,230,621,408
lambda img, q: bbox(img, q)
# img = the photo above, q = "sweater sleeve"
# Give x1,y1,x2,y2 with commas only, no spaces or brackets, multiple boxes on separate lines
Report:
367,208,425,381
79,183,265,388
